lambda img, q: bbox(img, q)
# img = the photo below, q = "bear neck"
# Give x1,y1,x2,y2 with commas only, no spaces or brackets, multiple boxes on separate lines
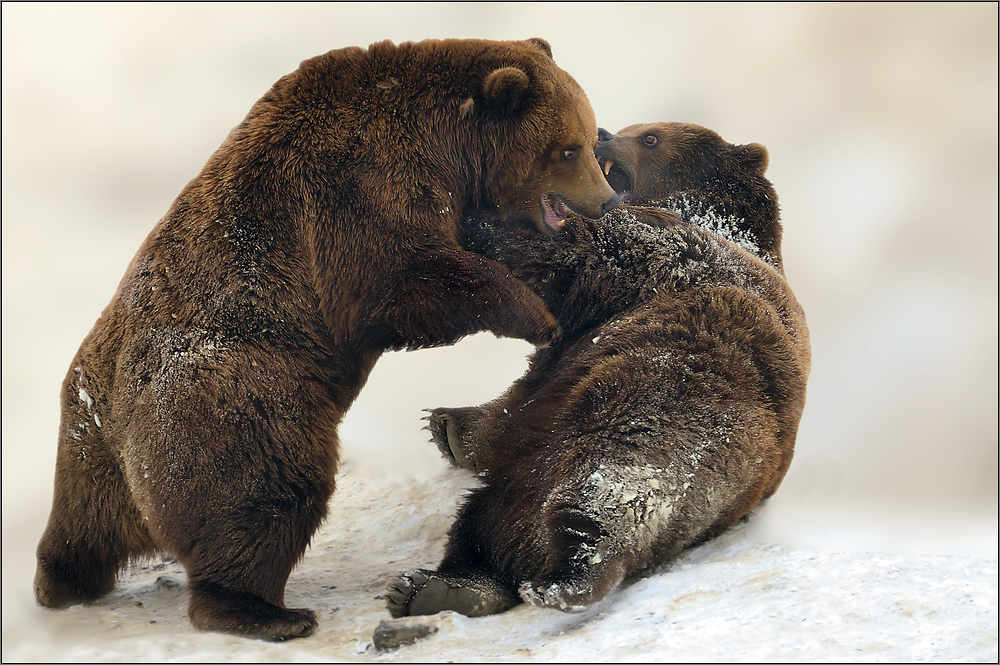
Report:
548,212,735,335
644,177,783,271
461,211,759,340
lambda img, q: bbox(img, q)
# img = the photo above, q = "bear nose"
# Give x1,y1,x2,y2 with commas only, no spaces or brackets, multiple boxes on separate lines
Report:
600,193,622,216
597,127,613,143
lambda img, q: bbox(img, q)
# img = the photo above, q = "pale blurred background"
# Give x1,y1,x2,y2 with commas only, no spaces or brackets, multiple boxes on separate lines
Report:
3,1,997,638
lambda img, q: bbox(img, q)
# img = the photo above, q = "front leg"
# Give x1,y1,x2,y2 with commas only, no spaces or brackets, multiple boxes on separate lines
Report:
380,248,560,350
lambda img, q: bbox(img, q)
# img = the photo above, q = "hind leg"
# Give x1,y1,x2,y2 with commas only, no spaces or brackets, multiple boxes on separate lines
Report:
184,516,321,641
127,364,337,641
386,485,522,618
517,503,627,613
159,481,327,640
387,461,626,618
147,449,330,640
35,393,155,607
174,493,325,639
518,560,627,613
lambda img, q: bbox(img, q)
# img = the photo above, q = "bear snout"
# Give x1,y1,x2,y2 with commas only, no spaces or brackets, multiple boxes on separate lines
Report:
601,193,622,216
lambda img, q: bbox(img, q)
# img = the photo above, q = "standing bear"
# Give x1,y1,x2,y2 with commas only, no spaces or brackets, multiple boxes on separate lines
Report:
387,122,810,617
34,38,619,640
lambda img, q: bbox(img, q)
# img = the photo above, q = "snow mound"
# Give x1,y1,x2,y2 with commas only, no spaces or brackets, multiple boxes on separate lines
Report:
4,467,996,662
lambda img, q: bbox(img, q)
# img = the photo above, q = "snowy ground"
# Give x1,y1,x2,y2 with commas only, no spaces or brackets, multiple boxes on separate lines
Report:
3,464,996,663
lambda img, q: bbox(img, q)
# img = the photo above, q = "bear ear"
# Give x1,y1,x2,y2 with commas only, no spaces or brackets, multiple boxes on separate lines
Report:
525,37,554,59
735,142,769,175
483,66,532,110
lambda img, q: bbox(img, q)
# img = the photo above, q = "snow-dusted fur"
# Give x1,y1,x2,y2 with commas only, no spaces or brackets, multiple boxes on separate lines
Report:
387,122,810,617
32,38,618,641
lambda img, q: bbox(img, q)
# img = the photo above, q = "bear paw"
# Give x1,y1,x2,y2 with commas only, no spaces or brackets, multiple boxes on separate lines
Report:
386,570,489,618
528,320,563,349
254,607,318,641
422,409,480,470
423,410,462,468
188,582,318,640
518,581,589,613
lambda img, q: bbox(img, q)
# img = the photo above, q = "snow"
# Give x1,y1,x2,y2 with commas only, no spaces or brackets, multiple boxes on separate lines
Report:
664,193,767,261
3,464,996,662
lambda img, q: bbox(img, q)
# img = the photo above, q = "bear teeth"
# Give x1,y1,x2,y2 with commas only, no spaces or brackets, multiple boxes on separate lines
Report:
541,194,567,232
603,159,615,176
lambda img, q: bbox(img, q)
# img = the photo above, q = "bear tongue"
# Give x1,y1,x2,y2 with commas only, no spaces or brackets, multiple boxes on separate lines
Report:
541,195,566,232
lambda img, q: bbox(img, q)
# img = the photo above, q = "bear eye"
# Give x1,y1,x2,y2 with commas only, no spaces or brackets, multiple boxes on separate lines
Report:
643,134,658,147
562,146,580,160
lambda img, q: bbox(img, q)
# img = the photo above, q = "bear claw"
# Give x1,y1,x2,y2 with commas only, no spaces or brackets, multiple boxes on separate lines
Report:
425,410,480,470
261,609,318,641
424,412,459,466
518,581,588,613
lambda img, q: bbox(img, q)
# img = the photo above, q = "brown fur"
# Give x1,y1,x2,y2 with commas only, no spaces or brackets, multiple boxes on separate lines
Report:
34,38,618,640
387,122,810,617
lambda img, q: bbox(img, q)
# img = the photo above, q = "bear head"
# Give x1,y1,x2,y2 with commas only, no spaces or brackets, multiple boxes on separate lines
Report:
472,39,620,234
594,121,780,264
595,122,768,204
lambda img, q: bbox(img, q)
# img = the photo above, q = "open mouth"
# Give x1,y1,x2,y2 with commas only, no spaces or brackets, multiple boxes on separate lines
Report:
598,157,633,202
539,193,574,232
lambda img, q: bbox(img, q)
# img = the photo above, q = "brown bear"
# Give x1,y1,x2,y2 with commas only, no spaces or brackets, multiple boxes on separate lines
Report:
33,38,619,640
386,122,810,617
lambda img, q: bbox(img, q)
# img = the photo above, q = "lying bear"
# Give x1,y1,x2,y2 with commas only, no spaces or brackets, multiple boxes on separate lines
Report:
34,38,618,640
386,122,811,617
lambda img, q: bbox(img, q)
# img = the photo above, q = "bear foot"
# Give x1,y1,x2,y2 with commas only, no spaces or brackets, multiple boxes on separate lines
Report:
518,581,590,613
34,552,117,608
188,581,317,641
34,570,103,608
423,408,482,471
386,570,514,618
